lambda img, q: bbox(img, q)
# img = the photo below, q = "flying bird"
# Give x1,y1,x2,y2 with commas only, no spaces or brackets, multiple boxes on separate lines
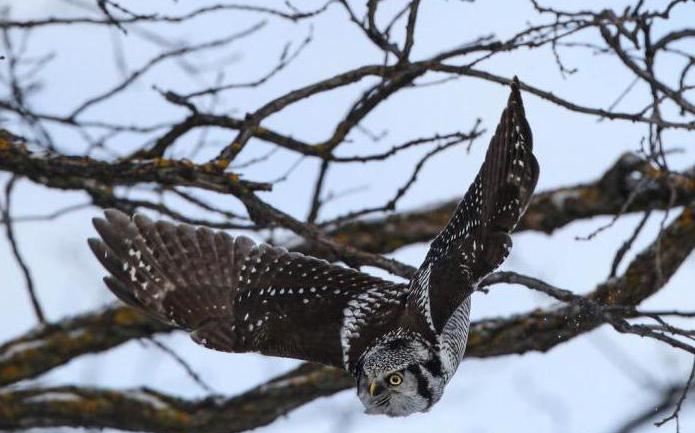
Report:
89,78,539,417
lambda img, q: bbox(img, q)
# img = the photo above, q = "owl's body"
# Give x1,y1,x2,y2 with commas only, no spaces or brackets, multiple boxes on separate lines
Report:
89,79,538,417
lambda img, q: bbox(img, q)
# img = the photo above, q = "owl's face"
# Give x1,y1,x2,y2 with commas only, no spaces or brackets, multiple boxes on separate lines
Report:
356,337,445,417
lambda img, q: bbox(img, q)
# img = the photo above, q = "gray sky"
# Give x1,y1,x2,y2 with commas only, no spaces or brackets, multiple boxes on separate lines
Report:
1,1,694,432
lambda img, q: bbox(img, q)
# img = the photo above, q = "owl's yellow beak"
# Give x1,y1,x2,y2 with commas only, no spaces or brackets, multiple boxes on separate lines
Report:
369,381,378,397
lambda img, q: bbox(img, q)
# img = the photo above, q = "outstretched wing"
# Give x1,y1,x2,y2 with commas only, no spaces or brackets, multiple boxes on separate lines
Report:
409,78,539,332
88,209,407,368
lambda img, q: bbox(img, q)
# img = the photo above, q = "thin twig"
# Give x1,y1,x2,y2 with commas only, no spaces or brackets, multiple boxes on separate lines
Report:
1,176,45,323
655,357,695,431
145,337,217,394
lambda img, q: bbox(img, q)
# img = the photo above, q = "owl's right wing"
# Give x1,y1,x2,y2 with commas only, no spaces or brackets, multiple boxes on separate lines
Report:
410,78,539,332
88,210,407,369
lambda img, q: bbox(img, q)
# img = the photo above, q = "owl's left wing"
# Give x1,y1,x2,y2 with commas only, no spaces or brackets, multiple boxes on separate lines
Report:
409,79,539,332
89,210,407,369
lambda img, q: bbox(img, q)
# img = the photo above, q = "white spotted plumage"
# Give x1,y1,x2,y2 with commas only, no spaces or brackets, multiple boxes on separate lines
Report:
88,79,538,418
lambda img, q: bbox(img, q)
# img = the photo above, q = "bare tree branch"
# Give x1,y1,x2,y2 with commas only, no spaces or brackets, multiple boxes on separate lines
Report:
1,200,693,431
0,2,694,431
296,153,695,257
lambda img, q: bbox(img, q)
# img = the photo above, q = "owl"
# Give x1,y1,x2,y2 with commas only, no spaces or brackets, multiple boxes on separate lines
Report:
88,79,538,417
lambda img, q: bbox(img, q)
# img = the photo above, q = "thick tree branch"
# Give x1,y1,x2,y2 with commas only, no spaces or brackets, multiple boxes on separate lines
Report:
0,306,169,387
2,201,693,432
0,135,270,193
296,153,695,257
0,366,352,433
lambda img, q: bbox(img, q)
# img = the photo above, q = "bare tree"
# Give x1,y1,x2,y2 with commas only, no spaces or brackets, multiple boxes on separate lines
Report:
0,1,694,432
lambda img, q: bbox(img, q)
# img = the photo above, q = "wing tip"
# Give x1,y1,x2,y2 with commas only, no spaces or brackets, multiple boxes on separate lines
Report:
508,75,524,110
132,212,153,230
87,237,105,254
92,208,135,238
103,276,139,307
103,207,126,218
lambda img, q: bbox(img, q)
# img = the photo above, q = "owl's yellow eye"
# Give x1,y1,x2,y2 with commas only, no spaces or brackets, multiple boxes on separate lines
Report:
387,373,403,386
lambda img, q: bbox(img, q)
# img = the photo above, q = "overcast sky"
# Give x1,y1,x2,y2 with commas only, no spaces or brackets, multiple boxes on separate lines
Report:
0,1,694,432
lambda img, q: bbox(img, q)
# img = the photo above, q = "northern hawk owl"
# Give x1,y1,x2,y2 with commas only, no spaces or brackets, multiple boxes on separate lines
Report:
89,79,539,417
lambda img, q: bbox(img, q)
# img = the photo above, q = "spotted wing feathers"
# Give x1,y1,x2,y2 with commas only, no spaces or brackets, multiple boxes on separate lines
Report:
89,209,405,368
413,78,539,331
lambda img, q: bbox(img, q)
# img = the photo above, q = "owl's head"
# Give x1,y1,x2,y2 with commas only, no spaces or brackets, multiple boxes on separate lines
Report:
356,336,445,417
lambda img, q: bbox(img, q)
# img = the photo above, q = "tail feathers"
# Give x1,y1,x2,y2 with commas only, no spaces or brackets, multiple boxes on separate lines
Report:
88,209,252,330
